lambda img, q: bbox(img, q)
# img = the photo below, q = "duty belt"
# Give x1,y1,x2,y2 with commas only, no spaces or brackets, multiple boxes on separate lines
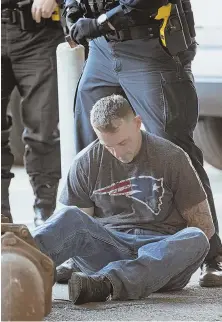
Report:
1,8,17,23
1,7,60,31
106,24,160,42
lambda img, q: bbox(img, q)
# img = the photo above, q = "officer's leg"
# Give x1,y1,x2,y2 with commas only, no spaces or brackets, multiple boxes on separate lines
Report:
11,24,64,226
1,27,17,222
74,37,123,153
117,38,222,286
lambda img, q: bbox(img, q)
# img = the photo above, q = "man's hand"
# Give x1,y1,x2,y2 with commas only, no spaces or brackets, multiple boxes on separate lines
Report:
31,0,57,23
70,18,102,46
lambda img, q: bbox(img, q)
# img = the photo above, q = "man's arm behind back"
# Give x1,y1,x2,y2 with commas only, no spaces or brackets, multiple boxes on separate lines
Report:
182,199,215,240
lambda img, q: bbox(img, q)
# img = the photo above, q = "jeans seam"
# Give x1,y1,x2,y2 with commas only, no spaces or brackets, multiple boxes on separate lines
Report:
141,240,209,296
78,212,134,255
159,72,167,132
48,227,133,266
89,230,133,256
48,234,79,263
105,234,209,299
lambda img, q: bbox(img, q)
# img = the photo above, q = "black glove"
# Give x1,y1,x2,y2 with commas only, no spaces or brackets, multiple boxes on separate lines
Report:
65,5,83,30
70,18,102,46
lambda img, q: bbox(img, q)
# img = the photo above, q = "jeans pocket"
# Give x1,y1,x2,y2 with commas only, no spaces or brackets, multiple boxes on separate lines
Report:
156,39,174,60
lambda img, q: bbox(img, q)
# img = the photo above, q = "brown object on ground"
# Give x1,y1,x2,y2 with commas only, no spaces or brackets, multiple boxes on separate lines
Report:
1,222,54,321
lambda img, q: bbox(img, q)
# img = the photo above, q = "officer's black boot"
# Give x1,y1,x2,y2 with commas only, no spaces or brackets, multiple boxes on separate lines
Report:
1,176,14,223
199,256,222,287
199,234,222,287
1,118,14,223
30,176,59,227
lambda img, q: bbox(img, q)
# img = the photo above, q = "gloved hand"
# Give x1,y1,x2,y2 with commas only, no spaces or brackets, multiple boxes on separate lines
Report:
70,18,102,46
65,5,83,30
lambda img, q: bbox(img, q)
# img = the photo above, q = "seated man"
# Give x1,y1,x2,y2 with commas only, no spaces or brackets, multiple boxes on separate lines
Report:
33,94,214,304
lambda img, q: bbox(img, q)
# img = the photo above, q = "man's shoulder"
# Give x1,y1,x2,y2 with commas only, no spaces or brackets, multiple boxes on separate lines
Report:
144,131,186,158
73,139,103,167
144,131,177,148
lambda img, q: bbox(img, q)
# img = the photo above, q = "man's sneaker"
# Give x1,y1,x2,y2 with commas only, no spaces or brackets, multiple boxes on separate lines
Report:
199,256,222,287
56,259,80,284
68,272,111,304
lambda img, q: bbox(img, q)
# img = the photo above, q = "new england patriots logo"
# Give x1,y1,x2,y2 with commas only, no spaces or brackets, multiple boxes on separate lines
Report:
94,176,164,215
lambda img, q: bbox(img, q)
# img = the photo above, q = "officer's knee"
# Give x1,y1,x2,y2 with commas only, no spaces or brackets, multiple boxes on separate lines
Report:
24,138,59,155
75,77,94,105
77,79,86,94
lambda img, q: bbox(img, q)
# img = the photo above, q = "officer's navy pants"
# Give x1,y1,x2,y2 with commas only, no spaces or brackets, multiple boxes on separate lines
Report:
1,22,63,180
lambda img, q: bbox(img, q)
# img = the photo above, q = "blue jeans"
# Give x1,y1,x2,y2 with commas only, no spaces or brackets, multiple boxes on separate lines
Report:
32,206,209,300
73,36,222,260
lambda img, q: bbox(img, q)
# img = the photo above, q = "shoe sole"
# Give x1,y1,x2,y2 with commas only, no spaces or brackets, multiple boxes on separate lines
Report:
199,275,222,287
68,273,82,303
57,279,70,284
56,268,74,284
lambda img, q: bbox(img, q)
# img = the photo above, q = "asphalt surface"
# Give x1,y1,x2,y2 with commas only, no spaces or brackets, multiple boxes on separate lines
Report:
9,164,222,321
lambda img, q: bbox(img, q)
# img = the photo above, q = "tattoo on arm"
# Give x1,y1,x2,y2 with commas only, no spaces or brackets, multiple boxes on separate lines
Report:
182,199,215,240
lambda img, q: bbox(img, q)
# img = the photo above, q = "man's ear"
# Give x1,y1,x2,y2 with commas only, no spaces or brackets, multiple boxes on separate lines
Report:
134,115,142,130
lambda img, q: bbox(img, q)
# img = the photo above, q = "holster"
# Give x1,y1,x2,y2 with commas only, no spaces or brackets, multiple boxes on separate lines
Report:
155,0,193,56
166,1,192,55
17,3,44,30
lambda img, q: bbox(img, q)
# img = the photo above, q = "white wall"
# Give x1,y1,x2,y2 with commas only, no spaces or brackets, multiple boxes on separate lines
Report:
192,0,222,27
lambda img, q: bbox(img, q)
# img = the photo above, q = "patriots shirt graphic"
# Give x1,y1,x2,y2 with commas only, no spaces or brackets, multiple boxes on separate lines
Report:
94,176,165,216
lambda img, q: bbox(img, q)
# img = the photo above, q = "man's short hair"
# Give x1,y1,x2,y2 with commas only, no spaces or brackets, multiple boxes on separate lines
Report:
90,94,135,133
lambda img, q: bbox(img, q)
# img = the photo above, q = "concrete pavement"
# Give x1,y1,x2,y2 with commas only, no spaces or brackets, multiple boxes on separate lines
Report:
9,164,222,321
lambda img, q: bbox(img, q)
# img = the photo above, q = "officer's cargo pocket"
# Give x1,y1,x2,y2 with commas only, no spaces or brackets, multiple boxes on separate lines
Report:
160,70,198,137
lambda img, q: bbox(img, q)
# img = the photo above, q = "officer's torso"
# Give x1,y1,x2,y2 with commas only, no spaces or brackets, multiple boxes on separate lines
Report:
88,0,160,26
87,0,195,35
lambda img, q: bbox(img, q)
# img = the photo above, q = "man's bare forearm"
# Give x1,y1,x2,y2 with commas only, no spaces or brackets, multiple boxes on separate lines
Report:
182,199,215,240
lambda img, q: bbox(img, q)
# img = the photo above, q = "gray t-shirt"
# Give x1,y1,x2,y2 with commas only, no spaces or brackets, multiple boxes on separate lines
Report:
60,131,206,234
